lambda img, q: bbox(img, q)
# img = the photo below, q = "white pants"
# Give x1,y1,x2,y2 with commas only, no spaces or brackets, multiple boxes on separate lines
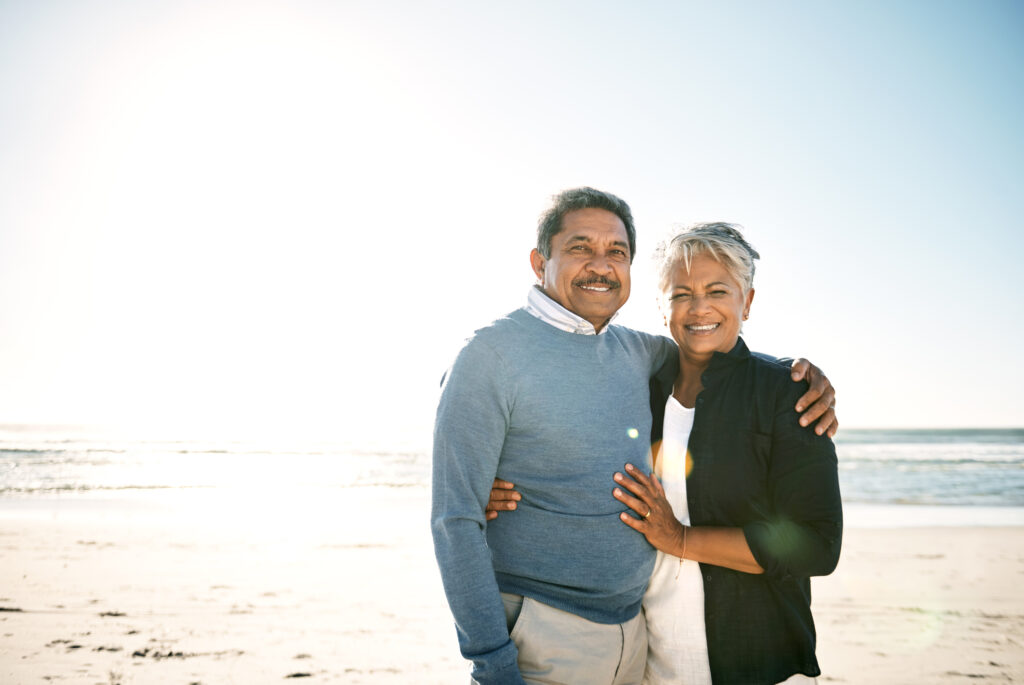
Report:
495,592,647,685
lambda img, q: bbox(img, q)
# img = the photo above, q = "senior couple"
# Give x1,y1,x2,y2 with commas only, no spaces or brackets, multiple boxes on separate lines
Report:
431,188,843,685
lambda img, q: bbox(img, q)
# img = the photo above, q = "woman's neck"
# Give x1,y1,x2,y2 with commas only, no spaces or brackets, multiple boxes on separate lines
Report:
673,353,711,409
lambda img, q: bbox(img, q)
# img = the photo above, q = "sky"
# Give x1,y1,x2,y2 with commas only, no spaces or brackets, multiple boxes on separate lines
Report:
1,0,1022,445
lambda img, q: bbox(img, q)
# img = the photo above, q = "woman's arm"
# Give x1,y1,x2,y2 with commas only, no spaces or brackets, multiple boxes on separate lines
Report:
741,384,843,579
613,465,763,575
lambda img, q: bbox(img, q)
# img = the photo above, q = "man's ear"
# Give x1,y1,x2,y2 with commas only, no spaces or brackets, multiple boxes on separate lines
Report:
530,249,546,282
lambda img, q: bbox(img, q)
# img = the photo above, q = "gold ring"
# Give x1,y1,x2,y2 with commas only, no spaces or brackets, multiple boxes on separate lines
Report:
644,508,652,519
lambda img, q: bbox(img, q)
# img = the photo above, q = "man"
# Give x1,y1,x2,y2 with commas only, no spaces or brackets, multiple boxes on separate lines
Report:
431,188,835,685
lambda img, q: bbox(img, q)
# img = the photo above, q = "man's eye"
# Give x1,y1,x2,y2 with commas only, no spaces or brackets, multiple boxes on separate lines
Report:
711,290,727,296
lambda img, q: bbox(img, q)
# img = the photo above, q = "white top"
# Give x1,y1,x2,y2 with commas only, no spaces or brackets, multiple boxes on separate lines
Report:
523,285,618,335
642,394,713,685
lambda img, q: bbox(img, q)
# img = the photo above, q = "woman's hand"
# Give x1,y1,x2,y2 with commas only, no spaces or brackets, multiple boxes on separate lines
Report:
485,478,520,521
613,464,686,556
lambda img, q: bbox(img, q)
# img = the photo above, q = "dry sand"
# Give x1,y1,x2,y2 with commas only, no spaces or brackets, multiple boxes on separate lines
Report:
1,487,1022,684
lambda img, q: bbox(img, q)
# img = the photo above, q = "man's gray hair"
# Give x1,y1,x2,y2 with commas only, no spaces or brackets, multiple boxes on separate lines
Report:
654,222,760,293
537,187,637,263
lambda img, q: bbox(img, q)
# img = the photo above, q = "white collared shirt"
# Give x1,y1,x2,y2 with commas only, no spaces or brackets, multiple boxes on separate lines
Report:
524,285,618,335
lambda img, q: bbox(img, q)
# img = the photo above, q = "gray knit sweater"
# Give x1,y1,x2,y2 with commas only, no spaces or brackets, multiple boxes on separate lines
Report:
431,308,675,684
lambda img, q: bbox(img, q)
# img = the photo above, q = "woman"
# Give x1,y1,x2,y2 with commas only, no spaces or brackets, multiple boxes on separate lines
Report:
612,222,842,684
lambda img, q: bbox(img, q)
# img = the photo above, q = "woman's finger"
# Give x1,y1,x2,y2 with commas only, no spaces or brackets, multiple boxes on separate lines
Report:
613,485,650,517
492,478,516,490
619,510,644,531
624,463,653,488
650,471,667,498
614,469,655,500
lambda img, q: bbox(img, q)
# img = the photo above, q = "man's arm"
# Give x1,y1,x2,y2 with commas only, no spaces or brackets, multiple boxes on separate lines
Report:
431,340,526,685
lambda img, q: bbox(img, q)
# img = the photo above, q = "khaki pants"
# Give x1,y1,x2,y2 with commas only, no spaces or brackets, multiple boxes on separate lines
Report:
496,592,647,685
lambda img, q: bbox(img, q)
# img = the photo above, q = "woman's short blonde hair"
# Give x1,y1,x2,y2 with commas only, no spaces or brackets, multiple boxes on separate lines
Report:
653,222,760,294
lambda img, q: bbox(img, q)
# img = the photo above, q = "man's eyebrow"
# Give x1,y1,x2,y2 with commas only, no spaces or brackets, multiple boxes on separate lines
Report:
563,235,630,248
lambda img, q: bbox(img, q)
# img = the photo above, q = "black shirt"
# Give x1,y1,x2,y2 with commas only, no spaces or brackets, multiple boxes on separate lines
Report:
649,338,843,685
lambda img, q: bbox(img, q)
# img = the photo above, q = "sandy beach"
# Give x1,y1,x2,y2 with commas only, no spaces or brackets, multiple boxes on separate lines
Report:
1,486,1022,684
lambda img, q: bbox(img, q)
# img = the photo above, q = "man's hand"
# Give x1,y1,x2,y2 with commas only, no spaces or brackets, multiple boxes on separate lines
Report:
485,478,521,521
790,359,838,438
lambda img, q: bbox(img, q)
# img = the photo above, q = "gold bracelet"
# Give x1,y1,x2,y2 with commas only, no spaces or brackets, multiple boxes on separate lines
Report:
675,525,688,580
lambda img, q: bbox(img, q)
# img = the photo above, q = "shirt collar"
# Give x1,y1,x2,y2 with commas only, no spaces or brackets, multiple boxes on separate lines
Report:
524,285,618,335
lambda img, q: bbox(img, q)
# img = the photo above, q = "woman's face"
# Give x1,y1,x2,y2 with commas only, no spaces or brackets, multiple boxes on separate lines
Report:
663,253,754,362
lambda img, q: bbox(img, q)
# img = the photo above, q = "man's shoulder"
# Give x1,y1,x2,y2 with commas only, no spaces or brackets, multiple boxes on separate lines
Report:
463,308,533,347
607,322,669,343
443,308,535,370
606,324,677,359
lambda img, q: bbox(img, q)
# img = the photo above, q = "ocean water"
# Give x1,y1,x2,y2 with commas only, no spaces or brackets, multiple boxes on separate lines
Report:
1,424,1022,519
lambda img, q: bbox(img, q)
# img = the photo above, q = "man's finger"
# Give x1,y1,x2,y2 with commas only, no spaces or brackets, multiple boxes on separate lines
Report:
798,393,835,428
790,358,811,382
796,378,833,413
485,499,519,512
812,407,838,436
488,489,521,502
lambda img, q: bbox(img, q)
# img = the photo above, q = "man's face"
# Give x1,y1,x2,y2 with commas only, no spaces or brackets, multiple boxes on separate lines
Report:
530,208,632,331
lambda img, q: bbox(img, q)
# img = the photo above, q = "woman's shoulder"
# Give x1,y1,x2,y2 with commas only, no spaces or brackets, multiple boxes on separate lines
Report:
742,349,809,403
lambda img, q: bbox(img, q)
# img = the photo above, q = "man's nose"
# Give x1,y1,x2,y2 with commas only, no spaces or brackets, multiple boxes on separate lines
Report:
586,252,614,273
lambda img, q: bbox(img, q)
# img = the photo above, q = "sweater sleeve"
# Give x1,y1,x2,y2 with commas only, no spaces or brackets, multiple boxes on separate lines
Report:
742,378,843,581
430,339,526,685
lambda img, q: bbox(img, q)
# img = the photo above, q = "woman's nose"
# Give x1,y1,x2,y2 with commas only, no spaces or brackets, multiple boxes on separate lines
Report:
690,294,712,311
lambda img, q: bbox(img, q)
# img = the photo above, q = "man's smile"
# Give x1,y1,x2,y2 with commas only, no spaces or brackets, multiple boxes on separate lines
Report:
574,277,620,293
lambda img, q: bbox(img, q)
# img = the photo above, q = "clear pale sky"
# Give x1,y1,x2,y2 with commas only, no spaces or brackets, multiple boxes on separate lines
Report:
1,1,1021,444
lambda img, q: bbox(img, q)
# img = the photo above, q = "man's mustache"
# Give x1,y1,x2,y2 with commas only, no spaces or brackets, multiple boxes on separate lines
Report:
573,276,621,289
